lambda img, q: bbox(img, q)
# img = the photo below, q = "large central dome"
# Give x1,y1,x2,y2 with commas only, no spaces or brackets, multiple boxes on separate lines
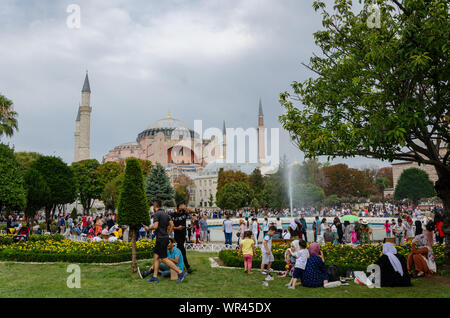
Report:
137,116,199,141
147,117,191,130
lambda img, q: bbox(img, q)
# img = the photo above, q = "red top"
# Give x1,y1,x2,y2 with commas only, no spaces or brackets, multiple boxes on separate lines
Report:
436,221,444,237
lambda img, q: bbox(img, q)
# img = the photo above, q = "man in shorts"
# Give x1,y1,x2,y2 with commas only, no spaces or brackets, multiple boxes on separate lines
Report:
147,199,187,284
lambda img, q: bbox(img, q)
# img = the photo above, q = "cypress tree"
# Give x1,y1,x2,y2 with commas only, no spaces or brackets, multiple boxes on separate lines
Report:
145,163,175,207
117,158,150,272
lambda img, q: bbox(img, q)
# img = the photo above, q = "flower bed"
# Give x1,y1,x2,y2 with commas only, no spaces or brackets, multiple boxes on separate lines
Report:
219,243,445,276
0,234,155,263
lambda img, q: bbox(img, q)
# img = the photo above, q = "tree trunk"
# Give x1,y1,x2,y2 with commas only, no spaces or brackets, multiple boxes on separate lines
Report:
45,206,51,232
131,228,137,273
434,168,450,266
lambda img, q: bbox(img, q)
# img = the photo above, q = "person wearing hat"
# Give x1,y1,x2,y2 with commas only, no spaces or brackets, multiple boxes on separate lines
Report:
359,219,372,245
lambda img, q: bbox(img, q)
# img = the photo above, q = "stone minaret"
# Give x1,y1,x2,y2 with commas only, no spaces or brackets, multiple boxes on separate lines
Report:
222,120,227,161
74,72,92,162
257,98,266,166
74,108,81,162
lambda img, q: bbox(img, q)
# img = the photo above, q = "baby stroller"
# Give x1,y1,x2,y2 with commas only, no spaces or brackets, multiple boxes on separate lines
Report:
13,227,30,242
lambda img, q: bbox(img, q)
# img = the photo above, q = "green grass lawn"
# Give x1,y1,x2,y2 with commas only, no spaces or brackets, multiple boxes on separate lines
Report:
0,252,449,298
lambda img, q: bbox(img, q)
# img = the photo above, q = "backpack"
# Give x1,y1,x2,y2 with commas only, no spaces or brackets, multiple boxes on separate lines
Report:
327,265,340,282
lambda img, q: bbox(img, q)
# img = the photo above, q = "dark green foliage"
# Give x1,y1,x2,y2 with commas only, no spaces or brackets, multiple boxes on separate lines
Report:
117,158,150,230
30,156,76,211
216,182,254,210
24,168,50,222
102,174,124,213
71,159,103,214
0,144,26,212
144,163,175,207
70,207,78,220
394,168,436,205
293,183,325,208
14,152,42,177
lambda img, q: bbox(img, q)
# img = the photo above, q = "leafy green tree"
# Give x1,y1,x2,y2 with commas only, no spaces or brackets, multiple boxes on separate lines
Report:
279,0,450,262
72,159,103,214
217,169,249,192
102,174,124,213
23,168,50,228
216,182,254,211
117,158,150,272
145,163,175,207
324,194,341,207
175,185,189,206
208,193,214,207
96,161,122,187
0,144,26,213
293,183,325,208
249,168,265,194
0,95,18,138
70,207,78,220
14,152,42,176
394,168,436,207
30,156,76,230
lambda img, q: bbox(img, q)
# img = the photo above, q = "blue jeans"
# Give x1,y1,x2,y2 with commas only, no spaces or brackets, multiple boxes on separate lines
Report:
395,235,404,246
225,232,232,246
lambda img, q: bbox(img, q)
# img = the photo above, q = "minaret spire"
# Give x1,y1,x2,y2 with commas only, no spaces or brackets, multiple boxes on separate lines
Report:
82,71,91,93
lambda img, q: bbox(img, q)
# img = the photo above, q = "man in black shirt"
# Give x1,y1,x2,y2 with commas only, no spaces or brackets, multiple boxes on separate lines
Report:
170,203,196,273
146,199,187,284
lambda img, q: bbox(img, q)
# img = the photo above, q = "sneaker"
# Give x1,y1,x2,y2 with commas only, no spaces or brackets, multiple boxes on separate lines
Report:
187,268,193,274
147,276,159,284
288,285,295,290
137,267,143,279
177,271,188,284
260,271,266,275
284,283,291,287
265,275,274,281
267,268,274,272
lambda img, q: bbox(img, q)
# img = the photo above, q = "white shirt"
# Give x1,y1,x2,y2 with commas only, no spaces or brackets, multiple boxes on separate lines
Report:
276,221,282,229
282,231,291,239
289,220,297,230
92,236,101,242
295,249,310,270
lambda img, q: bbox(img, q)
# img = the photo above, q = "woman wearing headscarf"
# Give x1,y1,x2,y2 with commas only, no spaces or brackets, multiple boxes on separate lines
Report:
407,234,436,278
301,243,329,287
375,243,411,287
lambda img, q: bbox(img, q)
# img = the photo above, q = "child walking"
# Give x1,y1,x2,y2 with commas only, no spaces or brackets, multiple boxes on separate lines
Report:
286,240,309,289
260,226,277,275
238,231,256,274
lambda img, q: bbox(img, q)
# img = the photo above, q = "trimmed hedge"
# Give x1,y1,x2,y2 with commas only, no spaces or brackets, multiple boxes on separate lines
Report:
0,234,155,263
218,249,366,276
0,249,152,263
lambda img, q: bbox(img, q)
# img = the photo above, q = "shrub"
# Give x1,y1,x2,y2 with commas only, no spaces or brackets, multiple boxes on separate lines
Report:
219,242,445,276
0,235,155,263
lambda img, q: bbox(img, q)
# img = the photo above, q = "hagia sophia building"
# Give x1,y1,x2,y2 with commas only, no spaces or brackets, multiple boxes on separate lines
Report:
74,72,267,208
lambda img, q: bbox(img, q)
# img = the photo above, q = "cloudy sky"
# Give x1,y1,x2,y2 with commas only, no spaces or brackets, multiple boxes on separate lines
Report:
0,0,390,169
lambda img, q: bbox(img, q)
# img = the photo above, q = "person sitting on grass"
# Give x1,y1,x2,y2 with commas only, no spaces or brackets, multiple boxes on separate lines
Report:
260,226,277,276
286,240,309,289
146,200,187,284
374,243,411,287
238,231,256,274
280,240,298,278
407,234,436,278
138,238,184,280
302,243,337,288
